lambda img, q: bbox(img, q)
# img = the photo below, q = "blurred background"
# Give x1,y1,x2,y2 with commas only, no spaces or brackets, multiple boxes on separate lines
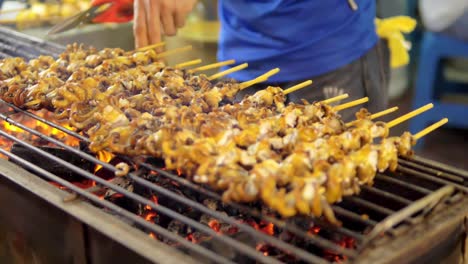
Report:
0,0,466,169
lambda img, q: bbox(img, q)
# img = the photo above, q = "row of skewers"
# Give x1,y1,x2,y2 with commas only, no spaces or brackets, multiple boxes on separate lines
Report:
0,43,448,224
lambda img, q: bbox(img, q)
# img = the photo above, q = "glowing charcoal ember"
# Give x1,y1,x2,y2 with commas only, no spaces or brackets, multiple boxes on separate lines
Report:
308,226,321,235
144,212,158,222
207,219,220,233
94,150,114,172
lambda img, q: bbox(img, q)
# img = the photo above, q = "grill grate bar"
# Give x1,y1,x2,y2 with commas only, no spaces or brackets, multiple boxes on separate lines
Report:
0,112,338,263
0,27,64,58
343,196,395,216
405,156,468,180
331,206,378,226
0,146,235,264
375,174,432,195
399,159,467,183
0,51,12,59
361,186,412,205
0,42,37,59
397,165,468,192
0,128,285,264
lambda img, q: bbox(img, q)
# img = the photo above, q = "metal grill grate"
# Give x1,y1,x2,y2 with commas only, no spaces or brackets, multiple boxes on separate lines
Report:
0,27,64,59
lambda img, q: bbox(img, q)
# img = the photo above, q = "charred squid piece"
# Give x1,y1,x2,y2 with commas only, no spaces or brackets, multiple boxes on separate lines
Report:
115,162,130,177
3,84,26,104
24,76,64,108
13,90,28,109
0,57,29,80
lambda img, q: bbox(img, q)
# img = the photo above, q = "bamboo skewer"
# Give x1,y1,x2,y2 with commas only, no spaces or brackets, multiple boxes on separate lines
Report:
387,103,434,128
155,45,193,59
321,94,349,104
261,68,281,79
334,97,369,111
346,106,399,126
239,68,281,90
175,59,202,68
413,118,448,140
135,42,166,52
238,76,268,90
208,63,248,81
367,106,399,120
283,80,313,95
190,59,236,72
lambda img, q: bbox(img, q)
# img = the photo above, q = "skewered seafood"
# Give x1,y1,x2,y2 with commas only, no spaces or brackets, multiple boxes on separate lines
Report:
0,44,439,225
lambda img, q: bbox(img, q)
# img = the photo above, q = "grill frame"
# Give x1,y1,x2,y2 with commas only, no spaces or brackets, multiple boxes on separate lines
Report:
0,26,467,264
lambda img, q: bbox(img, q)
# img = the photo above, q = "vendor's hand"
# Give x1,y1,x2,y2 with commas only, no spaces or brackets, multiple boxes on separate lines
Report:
134,0,197,49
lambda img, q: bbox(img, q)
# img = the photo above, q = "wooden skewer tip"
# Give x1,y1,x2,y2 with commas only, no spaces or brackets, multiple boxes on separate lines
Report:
370,106,399,119
321,94,350,104
387,103,434,128
334,97,369,111
413,118,448,140
283,80,313,95
208,63,249,81
175,59,203,68
239,76,269,90
263,68,280,79
135,42,166,52
191,59,237,72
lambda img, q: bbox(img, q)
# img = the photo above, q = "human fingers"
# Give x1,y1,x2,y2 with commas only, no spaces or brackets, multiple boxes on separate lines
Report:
160,1,177,36
133,0,149,48
146,0,162,45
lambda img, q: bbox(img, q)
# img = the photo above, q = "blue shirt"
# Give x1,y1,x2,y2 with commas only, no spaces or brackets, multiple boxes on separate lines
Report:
217,0,378,82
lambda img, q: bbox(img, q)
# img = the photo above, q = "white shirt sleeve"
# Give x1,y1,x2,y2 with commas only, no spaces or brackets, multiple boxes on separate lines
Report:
419,0,468,32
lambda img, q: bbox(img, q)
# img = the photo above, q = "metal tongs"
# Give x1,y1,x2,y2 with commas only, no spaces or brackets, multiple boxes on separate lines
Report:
47,2,113,35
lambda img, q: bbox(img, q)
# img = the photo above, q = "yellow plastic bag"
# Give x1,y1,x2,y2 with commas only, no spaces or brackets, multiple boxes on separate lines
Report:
375,16,417,68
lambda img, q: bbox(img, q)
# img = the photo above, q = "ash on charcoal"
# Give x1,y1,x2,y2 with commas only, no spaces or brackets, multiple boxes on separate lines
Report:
103,177,133,197
107,193,139,214
167,220,186,237
134,176,203,220
10,144,94,182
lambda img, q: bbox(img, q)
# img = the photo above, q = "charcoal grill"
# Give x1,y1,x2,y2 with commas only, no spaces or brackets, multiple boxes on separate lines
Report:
0,26,467,264
0,27,64,60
